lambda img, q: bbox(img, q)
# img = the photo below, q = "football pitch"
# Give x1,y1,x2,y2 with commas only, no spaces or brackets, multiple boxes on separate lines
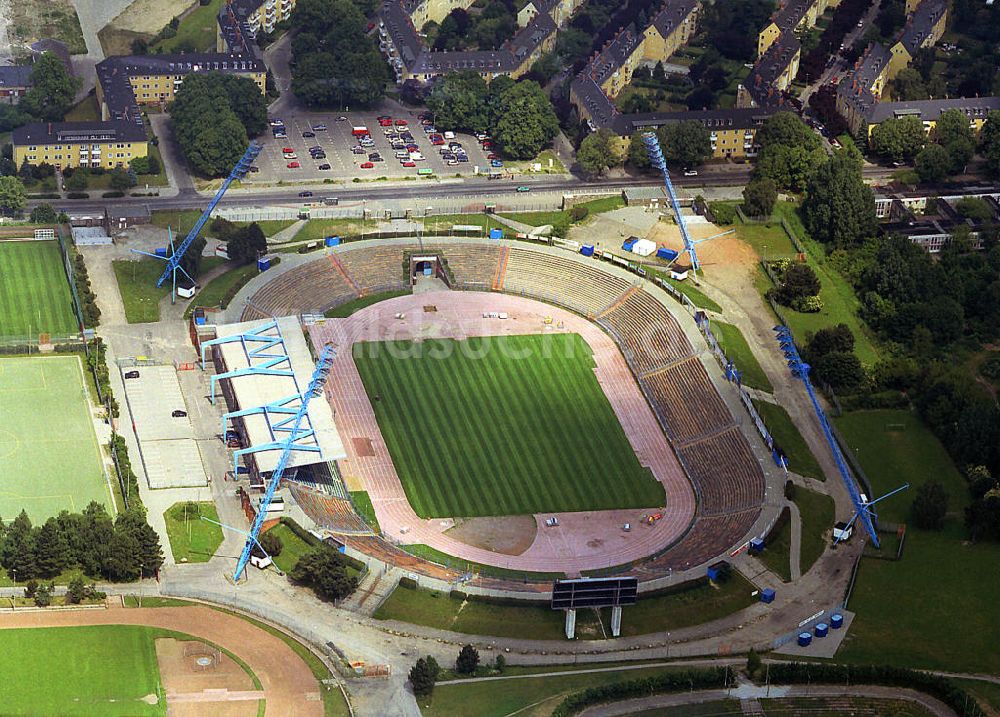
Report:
0,240,78,338
0,625,164,715
0,356,113,522
352,334,665,518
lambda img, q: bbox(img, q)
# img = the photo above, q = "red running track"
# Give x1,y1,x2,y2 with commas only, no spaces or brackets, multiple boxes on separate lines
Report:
309,291,697,574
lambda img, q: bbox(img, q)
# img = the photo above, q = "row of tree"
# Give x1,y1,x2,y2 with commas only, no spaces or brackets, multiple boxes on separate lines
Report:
427,73,559,160
425,1,516,52
0,503,164,583
409,644,507,697
169,72,267,177
0,52,80,133
869,108,979,184
576,121,713,178
290,0,389,110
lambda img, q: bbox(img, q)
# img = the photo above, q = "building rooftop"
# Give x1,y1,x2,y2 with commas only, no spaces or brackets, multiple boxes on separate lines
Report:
769,0,815,33
897,0,948,56
836,42,892,120
12,120,149,146
867,96,1000,125
0,65,33,89
743,32,801,108
649,0,699,38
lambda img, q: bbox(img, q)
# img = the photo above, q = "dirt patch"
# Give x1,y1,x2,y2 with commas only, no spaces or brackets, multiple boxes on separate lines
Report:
352,437,375,457
155,638,259,717
646,217,758,289
97,0,196,56
445,516,537,555
7,0,86,54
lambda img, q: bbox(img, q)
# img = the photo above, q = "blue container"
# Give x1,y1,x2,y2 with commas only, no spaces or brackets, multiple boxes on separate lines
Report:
580,244,595,257
760,588,775,604
749,538,765,553
815,622,829,638
154,247,167,257
423,265,432,276
798,632,813,647
831,613,844,629
657,247,679,261
489,228,503,240
194,315,207,326
622,238,637,251
257,257,272,272
324,236,341,247
706,561,728,581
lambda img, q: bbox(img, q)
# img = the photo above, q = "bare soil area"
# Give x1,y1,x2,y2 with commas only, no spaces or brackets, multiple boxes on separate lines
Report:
646,217,758,288
97,0,195,56
8,0,86,54
445,516,537,556
155,637,259,717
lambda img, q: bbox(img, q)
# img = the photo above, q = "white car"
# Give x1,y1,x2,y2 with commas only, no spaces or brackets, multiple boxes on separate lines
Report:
283,152,298,160
683,169,698,176
443,131,455,139
544,516,559,527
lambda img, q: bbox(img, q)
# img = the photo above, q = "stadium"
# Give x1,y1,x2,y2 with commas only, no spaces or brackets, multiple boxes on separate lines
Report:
217,237,777,590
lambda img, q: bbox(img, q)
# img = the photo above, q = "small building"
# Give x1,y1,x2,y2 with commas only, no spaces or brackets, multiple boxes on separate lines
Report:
106,205,151,232
0,65,33,103
623,186,667,207
833,521,853,542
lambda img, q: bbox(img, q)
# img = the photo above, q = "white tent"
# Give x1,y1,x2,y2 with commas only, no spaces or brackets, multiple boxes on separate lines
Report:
631,238,657,257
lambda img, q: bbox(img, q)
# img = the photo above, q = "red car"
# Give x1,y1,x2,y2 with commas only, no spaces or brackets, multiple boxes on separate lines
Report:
394,119,408,126
378,118,392,126
401,160,416,167
287,161,300,168
430,136,444,145
282,147,294,153
360,161,374,168
482,141,492,149
406,143,419,151
487,153,497,160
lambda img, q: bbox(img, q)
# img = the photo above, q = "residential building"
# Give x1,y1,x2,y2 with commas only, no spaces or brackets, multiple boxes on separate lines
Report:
877,187,999,252
0,65,33,103
757,0,841,57
12,121,149,170
222,0,299,36
738,31,802,108
867,96,1000,135
886,0,948,81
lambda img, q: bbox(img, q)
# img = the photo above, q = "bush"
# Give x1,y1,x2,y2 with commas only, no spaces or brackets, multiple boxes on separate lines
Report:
101,191,125,198
911,481,948,530
551,668,730,717
409,657,437,696
288,545,359,601
456,644,480,674
569,205,589,221
259,530,283,557
66,192,89,199
710,202,737,225
792,294,823,312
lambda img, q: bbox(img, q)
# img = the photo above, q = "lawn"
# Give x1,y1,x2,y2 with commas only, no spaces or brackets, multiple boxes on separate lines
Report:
0,240,78,338
324,290,411,318
751,399,825,481
185,262,257,314
834,409,1000,675
65,95,101,122
0,356,112,523
646,268,723,312
352,334,664,517
500,196,626,236
152,0,225,53
710,321,772,392
113,258,168,323
264,522,313,574
349,491,380,533
759,509,792,582
0,625,164,716
163,501,224,563
422,666,706,717
400,543,565,582
794,485,834,575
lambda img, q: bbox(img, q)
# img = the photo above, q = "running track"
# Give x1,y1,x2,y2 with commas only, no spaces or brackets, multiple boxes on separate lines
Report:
309,291,697,574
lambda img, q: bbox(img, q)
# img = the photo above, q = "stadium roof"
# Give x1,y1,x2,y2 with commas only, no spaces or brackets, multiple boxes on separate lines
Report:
212,316,345,474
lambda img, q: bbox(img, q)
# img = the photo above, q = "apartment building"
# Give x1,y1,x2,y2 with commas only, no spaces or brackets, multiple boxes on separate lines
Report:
223,0,299,36
757,0,841,57
12,121,149,170
738,31,802,109
886,0,948,81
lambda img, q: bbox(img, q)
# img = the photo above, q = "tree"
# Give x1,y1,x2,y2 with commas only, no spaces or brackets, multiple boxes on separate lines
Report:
409,658,436,697
289,545,358,601
807,324,855,358
494,654,506,673
33,581,52,607
742,177,777,218
627,132,651,169
812,351,865,391
115,507,164,578
456,644,479,674
890,68,928,101
0,175,26,215
492,81,559,160
982,111,1000,179
755,112,820,152
426,72,489,133
658,120,711,170
911,481,948,530
35,518,71,578
104,529,141,581
259,530,283,558
21,52,80,121
30,203,58,223
803,150,876,248
774,263,821,307
1,511,36,581
109,168,133,191
869,116,926,163
931,109,976,174
66,575,87,604
915,143,951,184
226,223,267,265
746,648,762,676
955,197,992,221
577,128,622,177
64,169,88,191
755,144,826,192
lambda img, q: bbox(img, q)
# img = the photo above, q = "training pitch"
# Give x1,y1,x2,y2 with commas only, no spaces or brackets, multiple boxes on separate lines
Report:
0,240,78,339
352,333,666,518
0,625,163,716
0,355,112,522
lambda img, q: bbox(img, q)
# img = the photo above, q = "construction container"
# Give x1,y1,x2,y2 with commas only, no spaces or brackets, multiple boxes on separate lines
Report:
489,228,503,240
324,236,341,247
657,247,679,261
815,622,829,638
154,247,167,257
580,244,595,257
831,613,844,629
798,632,813,647
622,237,637,251
760,588,775,604
257,256,272,272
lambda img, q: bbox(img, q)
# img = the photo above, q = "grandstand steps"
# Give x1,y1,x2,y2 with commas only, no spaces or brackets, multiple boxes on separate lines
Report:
342,569,390,616
739,698,765,716
637,354,700,381
674,421,739,450
329,255,362,297
596,285,640,319
492,246,510,291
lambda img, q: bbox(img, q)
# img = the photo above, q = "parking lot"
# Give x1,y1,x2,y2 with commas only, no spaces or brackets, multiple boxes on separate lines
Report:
247,111,497,185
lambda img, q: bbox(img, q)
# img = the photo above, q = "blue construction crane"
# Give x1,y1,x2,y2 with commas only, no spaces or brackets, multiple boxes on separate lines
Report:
232,343,336,581
642,132,733,272
775,326,907,548
133,142,260,302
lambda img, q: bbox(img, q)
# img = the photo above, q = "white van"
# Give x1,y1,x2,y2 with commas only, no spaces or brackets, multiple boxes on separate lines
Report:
444,131,455,140
409,152,425,161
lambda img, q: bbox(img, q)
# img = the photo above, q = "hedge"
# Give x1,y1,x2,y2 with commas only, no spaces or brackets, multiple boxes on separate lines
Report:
277,516,366,572
551,668,731,717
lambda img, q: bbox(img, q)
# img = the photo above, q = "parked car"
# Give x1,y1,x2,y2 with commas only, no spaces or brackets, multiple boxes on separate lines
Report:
312,123,327,131
311,153,327,160
490,159,503,167
302,131,315,138
377,115,391,121
379,118,393,127
283,153,297,160
401,160,416,167
282,147,294,153
444,131,455,140
360,161,374,168
368,152,381,160
171,409,187,418
352,146,365,154
318,163,332,170
516,185,531,192
287,161,300,168
456,156,469,162
446,159,459,166
299,190,314,197
487,153,497,160
545,516,559,527
248,166,260,173
337,116,347,121
273,131,287,138
394,119,408,126
683,169,698,176
124,370,140,379
269,118,283,126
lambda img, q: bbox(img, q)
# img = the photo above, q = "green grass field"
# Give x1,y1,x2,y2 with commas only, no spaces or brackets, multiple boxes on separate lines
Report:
184,262,256,315
349,491,380,533
0,356,112,522
324,291,411,318
835,409,1000,675
353,334,664,518
163,502,223,563
647,269,723,312
751,399,824,481
0,240,78,338
113,259,168,323
151,0,225,53
0,625,164,715
264,522,313,574
794,485,834,575
759,509,792,581
711,321,772,392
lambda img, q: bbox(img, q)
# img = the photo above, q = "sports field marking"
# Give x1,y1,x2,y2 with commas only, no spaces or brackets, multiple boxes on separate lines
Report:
0,355,113,522
353,334,666,518
0,239,78,339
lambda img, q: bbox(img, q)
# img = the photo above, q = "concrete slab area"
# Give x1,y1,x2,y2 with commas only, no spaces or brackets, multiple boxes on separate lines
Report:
774,608,855,658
